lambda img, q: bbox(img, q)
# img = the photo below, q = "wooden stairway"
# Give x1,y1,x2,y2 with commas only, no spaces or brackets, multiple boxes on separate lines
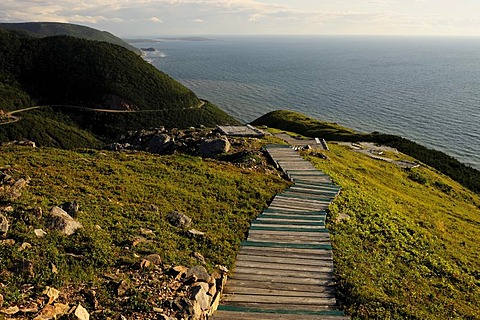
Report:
213,145,349,320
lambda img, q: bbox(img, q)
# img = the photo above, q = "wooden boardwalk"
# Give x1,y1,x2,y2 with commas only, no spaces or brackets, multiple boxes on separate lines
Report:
213,145,349,320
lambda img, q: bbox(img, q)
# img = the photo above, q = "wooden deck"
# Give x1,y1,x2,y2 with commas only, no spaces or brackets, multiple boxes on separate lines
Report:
213,145,349,320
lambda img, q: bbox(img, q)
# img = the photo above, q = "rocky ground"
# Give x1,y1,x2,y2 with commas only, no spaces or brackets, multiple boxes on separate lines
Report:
0,167,229,320
106,126,279,174
0,130,284,320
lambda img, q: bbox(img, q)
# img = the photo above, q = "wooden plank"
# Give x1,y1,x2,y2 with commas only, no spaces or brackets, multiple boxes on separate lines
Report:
213,310,349,320
239,245,333,257
268,200,327,209
247,231,330,242
263,208,327,215
224,279,335,293
268,205,328,212
223,286,335,298
273,196,332,205
234,260,333,273
278,192,334,201
247,235,331,245
258,213,325,221
232,266,333,278
241,240,331,250
220,302,338,312
222,293,337,306
247,228,330,238
253,219,325,226
231,273,334,286
249,225,328,233
236,253,333,266
238,248,333,261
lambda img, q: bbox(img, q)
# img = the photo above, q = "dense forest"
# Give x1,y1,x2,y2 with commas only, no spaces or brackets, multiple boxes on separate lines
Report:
0,28,237,146
253,110,480,194
0,22,141,54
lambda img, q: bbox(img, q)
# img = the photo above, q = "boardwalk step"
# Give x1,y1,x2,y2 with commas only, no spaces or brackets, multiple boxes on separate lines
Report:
250,225,329,233
241,240,332,250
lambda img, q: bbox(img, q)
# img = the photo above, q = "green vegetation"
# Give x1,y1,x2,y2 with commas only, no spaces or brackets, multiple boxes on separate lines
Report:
0,28,238,146
0,146,288,314
253,110,480,194
303,144,480,319
0,109,102,149
0,22,141,54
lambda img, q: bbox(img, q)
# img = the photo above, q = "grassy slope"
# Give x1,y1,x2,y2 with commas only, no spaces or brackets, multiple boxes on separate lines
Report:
0,109,103,149
304,144,480,319
253,110,480,194
0,146,288,311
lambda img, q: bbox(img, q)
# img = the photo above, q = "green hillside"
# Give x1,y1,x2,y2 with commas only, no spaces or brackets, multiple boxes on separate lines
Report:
0,145,288,318
0,28,238,146
253,110,480,194
0,22,141,54
306,144,480,319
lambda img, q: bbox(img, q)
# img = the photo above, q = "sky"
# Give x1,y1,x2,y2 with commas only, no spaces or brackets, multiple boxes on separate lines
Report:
1,0,480,37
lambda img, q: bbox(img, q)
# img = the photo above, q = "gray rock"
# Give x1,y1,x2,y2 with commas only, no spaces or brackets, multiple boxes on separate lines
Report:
186,265,210,283
188,229,205,237
198,137,231,157
190,285,211,311
60,201,79,218
45,206,83,236
73,304,89,320
0,213,8,236
147,134,172,153
193,252,206,265
167,211,192,228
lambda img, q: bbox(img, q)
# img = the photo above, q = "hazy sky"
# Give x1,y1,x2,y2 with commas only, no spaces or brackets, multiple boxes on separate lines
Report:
2,0,480,37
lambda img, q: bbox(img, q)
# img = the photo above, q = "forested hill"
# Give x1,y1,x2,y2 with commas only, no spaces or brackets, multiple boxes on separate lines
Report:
0,28,200,111
0,22,141,54
0,28,238,147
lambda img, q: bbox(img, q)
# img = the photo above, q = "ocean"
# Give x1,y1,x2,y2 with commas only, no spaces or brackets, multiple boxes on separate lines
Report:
133,36,480,170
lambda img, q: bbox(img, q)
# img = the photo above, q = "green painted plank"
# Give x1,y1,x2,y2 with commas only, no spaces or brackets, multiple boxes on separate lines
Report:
252,220,325,226
294,181,341,188
278,193,333,201
259,214,325,221
263,208,327,215
242,241,332,250
217,305,346,316
250,225,329,233
286,188,339,196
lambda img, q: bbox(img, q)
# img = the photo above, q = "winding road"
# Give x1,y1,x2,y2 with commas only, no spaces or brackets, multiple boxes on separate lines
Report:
0,100,206,125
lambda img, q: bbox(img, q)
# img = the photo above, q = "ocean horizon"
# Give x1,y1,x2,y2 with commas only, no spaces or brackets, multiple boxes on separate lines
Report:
133,35,480,170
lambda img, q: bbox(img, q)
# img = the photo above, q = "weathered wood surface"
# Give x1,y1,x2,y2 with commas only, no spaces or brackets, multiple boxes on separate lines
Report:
213,145,349,320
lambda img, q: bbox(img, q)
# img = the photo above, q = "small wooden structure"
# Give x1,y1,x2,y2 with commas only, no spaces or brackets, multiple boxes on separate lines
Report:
217,125,266,137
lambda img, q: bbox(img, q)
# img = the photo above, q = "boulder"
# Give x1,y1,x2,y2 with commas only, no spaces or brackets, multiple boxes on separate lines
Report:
45,206,83,236
167,211,192,228
186,265,210,283
198,137,230,157
60,201,79,218
0,213,9,236
147,134,172,153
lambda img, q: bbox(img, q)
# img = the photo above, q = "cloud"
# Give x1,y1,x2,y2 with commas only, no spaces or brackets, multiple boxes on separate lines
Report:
0,0,479,36
149,16,163,23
